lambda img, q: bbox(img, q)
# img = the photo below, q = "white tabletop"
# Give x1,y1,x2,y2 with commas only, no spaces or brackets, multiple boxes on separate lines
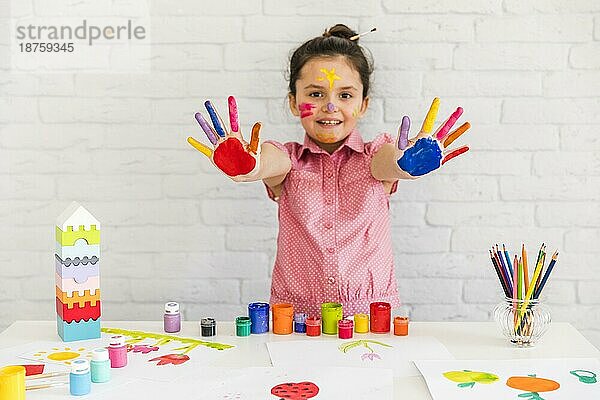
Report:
1,321,599,399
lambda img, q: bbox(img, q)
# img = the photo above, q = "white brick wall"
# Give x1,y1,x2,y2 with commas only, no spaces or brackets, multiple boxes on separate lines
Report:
1,1,599,350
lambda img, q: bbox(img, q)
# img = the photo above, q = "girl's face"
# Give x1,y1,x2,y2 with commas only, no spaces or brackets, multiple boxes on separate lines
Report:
289,56,369,151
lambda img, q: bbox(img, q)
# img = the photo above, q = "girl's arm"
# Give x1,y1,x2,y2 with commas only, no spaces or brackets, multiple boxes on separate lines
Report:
258,142,292,187
370,143,416,181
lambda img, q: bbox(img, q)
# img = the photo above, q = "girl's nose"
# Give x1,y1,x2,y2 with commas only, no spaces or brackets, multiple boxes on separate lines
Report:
324,102,337,113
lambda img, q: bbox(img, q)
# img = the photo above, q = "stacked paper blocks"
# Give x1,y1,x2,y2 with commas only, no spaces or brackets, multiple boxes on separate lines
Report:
55,202,101,342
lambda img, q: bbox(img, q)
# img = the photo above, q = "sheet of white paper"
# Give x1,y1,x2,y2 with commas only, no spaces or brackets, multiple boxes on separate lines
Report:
267,336,453,377
15,334,233,383
415,358,600,400
177,366,394,400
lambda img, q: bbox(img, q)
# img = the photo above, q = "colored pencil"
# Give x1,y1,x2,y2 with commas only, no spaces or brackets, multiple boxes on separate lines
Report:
490,250,510,297
522,244,529,293
534,250,559,299
495,246,513,294
503,244,513,281
515,248,546,330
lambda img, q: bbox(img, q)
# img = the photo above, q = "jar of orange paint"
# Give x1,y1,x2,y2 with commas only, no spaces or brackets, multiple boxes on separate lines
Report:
272,303,294,335
393,316,409,336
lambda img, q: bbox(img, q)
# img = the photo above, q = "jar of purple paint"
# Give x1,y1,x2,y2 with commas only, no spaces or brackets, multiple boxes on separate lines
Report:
163,302,181,333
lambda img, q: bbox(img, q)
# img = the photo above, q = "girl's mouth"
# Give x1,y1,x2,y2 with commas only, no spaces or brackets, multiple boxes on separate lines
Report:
317,119,342,127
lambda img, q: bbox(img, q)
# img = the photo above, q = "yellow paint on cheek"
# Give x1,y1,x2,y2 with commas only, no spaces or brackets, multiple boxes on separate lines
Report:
352,107,360,118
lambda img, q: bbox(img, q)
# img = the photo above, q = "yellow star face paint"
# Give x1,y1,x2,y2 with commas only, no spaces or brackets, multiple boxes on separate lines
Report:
317,68,341,90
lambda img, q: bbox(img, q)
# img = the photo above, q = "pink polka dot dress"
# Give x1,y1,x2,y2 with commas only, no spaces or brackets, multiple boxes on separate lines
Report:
265,129,401,317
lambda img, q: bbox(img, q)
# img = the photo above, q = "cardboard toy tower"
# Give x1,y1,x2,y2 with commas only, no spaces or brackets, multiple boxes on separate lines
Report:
55,202,101,341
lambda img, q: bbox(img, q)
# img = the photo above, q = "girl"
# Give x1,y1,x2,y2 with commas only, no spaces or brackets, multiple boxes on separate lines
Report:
188,24,470,317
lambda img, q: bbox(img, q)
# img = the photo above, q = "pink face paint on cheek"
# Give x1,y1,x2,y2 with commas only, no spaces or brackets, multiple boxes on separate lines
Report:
299,102,316,118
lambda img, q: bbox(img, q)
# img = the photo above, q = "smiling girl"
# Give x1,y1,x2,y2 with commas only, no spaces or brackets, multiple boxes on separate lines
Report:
188,24,470,317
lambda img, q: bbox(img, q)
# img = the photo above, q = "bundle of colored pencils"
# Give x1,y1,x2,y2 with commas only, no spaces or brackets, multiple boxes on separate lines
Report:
489,244,559,336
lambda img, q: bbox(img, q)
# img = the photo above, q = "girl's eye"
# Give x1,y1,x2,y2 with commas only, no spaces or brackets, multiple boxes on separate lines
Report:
340,93,352,99
309,92,323,98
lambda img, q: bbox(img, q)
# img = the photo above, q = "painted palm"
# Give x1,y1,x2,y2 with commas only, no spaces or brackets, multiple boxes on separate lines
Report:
338,339,392,361
396,98,470,176
188,96,261,177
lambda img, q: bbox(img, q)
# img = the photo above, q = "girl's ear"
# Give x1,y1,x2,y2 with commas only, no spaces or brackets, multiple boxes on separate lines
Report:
288,93,300,117
358,96,370,118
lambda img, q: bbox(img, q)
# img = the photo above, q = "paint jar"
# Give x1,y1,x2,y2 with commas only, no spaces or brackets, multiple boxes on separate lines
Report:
108,335,128,368
272,303,294,335
90,348,111,383
69,359,91,396
370,302,391,334
338,319,353,339
200,317,216,337
0,365,25,400
248,302,270,334
163,301,181,333
294,312,307,333
236,316,252,337
321,302,343,335
305,316,321,337
354,313,369,333
393,316,409,336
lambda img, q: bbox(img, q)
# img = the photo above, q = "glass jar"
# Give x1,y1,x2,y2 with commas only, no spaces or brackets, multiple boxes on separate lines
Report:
493,297,551,347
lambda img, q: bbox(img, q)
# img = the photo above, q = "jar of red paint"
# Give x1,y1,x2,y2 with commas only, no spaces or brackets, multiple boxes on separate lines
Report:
370,302,391,333
338,319,353,339
305,316,321,337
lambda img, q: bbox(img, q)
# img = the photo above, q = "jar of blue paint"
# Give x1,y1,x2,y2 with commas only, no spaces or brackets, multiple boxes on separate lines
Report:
294,312,307,333
90,348,110,383
248,302,269,334
69,359,91,396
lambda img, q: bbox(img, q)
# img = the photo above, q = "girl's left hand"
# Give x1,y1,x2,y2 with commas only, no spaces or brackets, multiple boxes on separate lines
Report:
395,97,471,177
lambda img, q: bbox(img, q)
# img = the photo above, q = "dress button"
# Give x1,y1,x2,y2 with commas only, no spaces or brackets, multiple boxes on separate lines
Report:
325,222,333,229
327,247,335,254
326,171,333,178
325,199,332,205
327,276,335,284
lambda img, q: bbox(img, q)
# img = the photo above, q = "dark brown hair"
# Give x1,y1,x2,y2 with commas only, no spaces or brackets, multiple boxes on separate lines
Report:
288,24,374,98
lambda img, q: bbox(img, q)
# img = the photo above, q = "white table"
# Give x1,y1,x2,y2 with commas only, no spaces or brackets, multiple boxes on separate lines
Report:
1,321,598,399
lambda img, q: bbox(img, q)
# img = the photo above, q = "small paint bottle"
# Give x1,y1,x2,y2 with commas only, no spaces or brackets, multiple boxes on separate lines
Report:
305,316,321,337
394,316,409,336
354,313,369,333
370,302,391,334
294,312,307,333
321,302,343,335
235,316,252,337
108,335,128,368
163,301,181,333
69,359,91,396
338,319,353,339
248,302,269,334
272,303,294,335
200,317,216,337
90,348,111,383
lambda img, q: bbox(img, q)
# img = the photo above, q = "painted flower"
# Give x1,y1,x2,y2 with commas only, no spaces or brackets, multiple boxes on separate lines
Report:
148,353,190,366
131,344,159,354
361,352,381,361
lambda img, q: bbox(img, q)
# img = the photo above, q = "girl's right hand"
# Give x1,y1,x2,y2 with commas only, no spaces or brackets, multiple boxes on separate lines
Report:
187,96,262,182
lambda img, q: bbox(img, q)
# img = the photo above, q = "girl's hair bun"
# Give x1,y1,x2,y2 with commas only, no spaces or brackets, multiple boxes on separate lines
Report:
323,24,357,41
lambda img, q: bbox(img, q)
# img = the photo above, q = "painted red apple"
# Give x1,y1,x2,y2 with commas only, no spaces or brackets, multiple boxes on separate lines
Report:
270,381,319,399
213,137,256,176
